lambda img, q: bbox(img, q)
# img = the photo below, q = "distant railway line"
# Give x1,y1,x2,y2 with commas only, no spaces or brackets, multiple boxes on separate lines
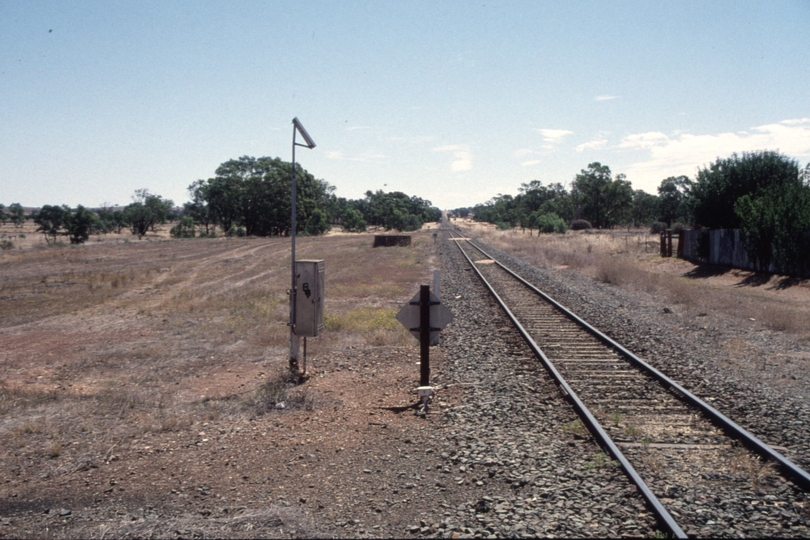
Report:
446,228,810,538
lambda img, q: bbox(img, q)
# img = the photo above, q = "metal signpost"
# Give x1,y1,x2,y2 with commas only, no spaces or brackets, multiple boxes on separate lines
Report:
289,117,316,375
396,283,453,408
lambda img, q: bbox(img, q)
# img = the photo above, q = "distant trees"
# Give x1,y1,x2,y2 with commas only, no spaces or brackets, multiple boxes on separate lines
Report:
32,204,98,244
657,176,691,226
304,209,331,236
184,180,214,235
359,190,440,231
341,208,367,232
8,203,26,228
571,163,633,229
170,216,196,238
64,205,98,244
33,205,68,244
465,168,693,232
466,181,571,233
184,156,440,236
534,212,568,234
632,190,659,227
124,189,173,238
190,156,335,236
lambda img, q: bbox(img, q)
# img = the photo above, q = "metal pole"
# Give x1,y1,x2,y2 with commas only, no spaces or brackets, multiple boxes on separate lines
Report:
419,284,430,386
290,126,299,374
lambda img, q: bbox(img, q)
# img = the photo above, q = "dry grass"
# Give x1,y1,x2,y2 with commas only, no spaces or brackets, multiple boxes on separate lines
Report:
728,447,780,490
455,219,810,340
0,228,437,496
248,370,317,413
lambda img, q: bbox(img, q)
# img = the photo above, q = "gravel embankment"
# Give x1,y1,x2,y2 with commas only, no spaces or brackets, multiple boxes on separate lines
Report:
456,234,810,474
430,235,662,538
432,231,810,537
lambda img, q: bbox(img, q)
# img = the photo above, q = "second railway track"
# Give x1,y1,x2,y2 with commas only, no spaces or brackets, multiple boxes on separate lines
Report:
448,229,810,537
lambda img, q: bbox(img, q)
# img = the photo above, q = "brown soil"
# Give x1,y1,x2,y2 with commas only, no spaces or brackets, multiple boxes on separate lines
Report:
0,224,463,538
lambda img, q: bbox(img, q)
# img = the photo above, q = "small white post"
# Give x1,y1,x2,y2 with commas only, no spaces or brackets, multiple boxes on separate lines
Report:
431,269,441,345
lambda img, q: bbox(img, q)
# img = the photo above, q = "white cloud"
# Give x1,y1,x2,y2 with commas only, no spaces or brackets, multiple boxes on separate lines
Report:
327,150,343,160
623,118,810,186
575,139,608,152
595,95,619,101
536,129,573,143
617,132,670,149
780,118,810,126
521,160,541,167
433,144,473,172
514,148,535,158
345,125,372,131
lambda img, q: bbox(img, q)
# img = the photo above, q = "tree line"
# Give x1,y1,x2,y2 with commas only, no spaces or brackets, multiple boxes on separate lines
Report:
184,156,440,237
453,151,810,275
3,155,441,245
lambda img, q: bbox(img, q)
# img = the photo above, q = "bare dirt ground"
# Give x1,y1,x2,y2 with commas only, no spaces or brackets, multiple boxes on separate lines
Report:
0,223,469,538
4,219,810,538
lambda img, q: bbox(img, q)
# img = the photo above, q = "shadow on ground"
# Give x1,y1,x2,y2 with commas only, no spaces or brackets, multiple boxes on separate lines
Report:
683,264,808,290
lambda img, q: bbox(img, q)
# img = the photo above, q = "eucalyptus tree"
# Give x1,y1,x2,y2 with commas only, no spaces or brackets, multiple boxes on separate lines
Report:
657,176,692,225
8,203,26,228
34,205,68,244
64,205,99,244
123,189,173,238
571,163,633,228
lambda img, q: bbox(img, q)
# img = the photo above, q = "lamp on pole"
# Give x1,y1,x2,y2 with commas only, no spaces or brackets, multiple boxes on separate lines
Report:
289,117,316,375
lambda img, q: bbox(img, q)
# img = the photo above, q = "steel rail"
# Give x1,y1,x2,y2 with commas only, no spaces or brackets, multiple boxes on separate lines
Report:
461,235,810,493
450,235,688,539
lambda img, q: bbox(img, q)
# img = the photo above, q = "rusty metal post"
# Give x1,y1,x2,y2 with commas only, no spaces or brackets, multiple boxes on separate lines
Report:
667,231,673,257
660,233,666,257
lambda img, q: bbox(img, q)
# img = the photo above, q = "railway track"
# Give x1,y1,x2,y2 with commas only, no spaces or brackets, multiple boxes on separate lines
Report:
447,229,810,537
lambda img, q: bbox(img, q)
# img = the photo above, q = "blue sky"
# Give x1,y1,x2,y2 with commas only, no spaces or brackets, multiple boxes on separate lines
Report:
2,0,809,209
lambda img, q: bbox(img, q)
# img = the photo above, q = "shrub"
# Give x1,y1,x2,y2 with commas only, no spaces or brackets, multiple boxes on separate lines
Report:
304,209,331,236
342,208,367,232
496,221,512,231
671,222,688,233
570,219,592,230
650,221,668,234
225,226,246,237
0,240,13,250
170,216,196,238
250,371,314,413
535,212,568,234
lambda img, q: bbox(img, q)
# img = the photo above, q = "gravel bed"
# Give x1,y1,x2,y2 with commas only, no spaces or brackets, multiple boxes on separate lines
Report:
445,231,810,536
431,235,661,537
460,235,810,472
